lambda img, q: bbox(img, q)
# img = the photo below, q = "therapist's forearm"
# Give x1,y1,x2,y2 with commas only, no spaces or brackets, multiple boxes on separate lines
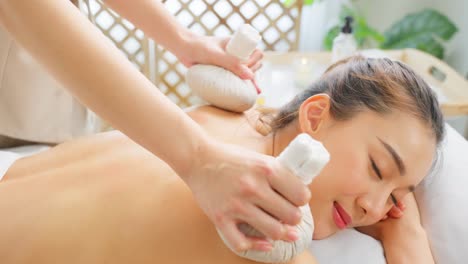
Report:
0,0,206,177
104,0,194,61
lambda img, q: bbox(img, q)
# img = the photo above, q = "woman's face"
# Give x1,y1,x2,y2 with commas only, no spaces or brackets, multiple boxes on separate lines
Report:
293,96,436,239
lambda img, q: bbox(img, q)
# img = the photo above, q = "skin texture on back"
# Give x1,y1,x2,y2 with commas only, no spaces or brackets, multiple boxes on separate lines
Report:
0,106,316,264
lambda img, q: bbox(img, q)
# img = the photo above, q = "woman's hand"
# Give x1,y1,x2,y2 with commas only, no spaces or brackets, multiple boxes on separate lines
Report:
185,138,311,252
176,33,263,80
356,200,405,240
357,194,434,264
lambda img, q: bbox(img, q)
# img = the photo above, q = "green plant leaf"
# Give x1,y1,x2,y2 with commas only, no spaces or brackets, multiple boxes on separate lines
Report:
381,9,458,58
283,0,314,7
354,24,385,47
283,0,295,7
323,26,341,51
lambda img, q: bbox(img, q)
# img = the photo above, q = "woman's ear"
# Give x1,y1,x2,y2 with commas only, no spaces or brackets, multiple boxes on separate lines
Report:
298,94,331,134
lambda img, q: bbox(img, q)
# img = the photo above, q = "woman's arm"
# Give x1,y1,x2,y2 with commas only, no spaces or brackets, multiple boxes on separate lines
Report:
382,225,433,263
380,194,434,264
358,194,434,264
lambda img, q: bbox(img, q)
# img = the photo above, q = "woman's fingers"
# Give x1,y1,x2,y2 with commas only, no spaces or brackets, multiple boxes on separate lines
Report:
397,200,406,210
387,205,404,218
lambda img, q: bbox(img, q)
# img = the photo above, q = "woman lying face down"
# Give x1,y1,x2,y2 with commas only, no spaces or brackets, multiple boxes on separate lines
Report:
0,56,444,263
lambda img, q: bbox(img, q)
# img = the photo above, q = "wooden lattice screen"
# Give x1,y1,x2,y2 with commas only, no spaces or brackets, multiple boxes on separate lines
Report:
79,0,303,107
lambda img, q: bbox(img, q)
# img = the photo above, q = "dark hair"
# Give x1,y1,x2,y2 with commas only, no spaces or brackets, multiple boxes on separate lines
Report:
268,56,445,144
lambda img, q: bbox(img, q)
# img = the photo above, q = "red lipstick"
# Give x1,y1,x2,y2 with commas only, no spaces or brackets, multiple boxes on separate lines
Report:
332,202,352,229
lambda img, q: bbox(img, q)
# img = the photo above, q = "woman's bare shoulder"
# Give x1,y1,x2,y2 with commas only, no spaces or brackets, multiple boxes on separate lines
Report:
292,251,318,263
186,105,241,124
186,105,265,133
185,105,252,138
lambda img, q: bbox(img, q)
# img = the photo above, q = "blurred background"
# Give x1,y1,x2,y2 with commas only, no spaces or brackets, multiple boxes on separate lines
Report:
81,0,468,136
301,0,468,135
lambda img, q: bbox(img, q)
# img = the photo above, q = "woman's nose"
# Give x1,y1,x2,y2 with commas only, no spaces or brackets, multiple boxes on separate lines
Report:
357,191,390,222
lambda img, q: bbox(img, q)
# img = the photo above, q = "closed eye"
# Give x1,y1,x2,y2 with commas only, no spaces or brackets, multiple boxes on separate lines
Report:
390,194,398,206
370,157,382,179
370,156,398,206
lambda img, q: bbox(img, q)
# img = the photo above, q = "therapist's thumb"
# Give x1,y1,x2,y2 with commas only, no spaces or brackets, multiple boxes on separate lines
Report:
218,38,255,80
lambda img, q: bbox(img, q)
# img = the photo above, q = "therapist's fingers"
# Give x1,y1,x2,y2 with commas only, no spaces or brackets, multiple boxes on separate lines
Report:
224,57,255,80
266,161,312,209
220,38,263,66
250,237,273,252
218,37,259,80
250,62,263,72
219,221,252,252
187,140,308,250
246,49,264,68
218,223,274,253
256,188,302,226
238,204,299,242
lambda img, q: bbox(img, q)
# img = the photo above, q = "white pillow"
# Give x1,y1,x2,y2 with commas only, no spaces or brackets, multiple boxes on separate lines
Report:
310,229,385,264
310,124,468,263
415,124,468,263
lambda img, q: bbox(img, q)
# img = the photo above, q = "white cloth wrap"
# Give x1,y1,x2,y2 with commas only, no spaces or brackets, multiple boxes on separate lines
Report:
186,65,257,112
226,24,261,61
186,24,260,113
218,133,330,263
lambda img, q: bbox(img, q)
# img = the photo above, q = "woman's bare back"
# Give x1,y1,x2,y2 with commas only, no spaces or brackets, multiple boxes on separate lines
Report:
0,106,316,264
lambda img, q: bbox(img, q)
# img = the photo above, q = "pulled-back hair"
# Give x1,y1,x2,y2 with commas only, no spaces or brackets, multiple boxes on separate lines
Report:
267,56,445,144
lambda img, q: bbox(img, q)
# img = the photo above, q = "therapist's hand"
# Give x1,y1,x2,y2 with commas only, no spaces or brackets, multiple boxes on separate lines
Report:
176,33,263,80
186,138,310,252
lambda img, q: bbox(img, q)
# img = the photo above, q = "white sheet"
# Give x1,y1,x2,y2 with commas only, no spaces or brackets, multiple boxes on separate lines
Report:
0,145,50,180
0,150,20,181
309,229,386,264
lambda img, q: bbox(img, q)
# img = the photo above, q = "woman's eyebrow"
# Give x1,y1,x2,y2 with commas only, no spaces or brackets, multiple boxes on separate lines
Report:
377,137,406,176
